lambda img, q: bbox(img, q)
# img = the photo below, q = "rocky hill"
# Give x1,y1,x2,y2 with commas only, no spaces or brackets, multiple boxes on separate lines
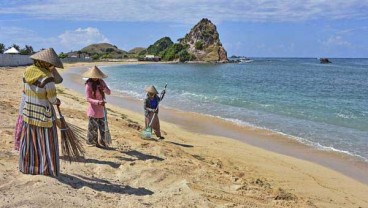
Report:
179,18,228,62
139,19,228,63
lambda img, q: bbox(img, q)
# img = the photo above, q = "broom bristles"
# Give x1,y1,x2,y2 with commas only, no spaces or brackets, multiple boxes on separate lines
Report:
59,116,85,162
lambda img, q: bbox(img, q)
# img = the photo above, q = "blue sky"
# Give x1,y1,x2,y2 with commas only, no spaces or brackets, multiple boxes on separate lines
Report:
1,0,368,58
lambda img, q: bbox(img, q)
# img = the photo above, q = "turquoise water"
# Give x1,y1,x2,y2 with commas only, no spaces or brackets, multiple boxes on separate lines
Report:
102,58,368,161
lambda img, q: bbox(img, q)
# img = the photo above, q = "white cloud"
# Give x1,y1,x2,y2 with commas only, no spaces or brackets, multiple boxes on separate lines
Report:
0,0,367,23
58,27,109,51
323,36,351,47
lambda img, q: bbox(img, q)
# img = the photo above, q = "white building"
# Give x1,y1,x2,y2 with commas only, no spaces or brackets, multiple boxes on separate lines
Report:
4,47,20,54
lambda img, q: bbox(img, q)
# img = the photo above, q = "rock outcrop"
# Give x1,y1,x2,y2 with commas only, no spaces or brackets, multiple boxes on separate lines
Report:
320,58,331,64
179,18,228,62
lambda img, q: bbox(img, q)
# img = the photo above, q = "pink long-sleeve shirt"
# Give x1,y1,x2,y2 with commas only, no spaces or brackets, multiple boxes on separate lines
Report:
85,79,111,118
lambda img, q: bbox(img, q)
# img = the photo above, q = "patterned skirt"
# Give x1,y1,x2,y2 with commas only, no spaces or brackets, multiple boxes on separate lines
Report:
19,122,59,176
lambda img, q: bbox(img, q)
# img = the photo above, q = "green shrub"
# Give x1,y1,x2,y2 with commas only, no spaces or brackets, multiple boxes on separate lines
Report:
92,54,100,60
58,52,68,59
195,41,204,50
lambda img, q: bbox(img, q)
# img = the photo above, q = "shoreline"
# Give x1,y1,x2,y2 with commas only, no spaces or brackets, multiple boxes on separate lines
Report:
63,63,368,185
1,62,368,207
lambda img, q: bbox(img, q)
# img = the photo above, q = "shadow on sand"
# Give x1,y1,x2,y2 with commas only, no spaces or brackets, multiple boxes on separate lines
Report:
58,173,154,196
167,141,194,148
120,150,164,161
60,156,121,169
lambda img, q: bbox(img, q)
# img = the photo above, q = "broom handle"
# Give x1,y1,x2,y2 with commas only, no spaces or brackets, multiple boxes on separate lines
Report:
148,112,156,127
56,105,63,117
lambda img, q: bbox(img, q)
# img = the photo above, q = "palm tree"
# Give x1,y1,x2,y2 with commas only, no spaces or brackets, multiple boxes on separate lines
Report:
0,43,5,54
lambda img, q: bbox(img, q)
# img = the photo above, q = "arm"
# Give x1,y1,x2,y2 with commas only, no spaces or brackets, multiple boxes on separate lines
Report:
144,98,155,112
44,81,58,104
85,83,101,105
99,80,111,95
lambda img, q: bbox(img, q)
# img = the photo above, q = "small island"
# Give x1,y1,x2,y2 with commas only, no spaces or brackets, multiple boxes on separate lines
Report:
320,58,331,64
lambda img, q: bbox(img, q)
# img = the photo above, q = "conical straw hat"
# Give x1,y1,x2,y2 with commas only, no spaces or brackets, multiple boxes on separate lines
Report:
82,65,108,79
145,85,158,94
30,48,64,69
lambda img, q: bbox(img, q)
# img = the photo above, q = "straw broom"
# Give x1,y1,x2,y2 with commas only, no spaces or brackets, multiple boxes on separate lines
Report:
56,105,85,161
100,89,111,147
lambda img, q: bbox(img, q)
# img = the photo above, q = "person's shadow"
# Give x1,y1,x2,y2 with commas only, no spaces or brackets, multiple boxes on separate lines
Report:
121,150,164,161
57,173,154,196
60,157,121,168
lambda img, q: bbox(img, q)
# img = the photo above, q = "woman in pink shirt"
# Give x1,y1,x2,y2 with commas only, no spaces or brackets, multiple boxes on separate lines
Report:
83,66,111,148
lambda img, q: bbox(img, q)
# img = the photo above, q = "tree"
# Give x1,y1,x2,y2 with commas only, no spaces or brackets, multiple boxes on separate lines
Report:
0,43,5,54
20,45,34,55
10,44,20,51
92,54,100,60
77,50,82,58
58,52,68,59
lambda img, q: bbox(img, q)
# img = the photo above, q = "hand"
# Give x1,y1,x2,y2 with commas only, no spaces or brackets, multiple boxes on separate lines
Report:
49,65,56,71
55,98,61,106
161,89,166,94
98,100,106,106
153,108,158,113
148,108,155,112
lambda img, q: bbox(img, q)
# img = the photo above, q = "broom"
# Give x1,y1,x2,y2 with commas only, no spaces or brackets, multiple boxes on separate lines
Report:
141,110,157,139
101,105,112,146
56,105,85,161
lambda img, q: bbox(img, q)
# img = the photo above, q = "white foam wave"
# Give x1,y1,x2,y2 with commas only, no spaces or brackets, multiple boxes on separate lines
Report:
217,116,368,163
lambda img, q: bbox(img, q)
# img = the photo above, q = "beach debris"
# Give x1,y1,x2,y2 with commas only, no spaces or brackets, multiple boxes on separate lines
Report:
274,188,298,201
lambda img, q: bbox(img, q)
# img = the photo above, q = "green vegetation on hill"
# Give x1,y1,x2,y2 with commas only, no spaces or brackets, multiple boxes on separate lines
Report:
160,43,195,62
139,37,173,56
139,37,194,62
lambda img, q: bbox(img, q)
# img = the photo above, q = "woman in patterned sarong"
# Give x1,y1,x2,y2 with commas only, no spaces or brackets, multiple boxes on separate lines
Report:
19,48,63,176
83,66,111,148
14,61,62,151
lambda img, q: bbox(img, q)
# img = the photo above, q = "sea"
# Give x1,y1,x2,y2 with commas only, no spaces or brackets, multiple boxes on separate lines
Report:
99,58,368,163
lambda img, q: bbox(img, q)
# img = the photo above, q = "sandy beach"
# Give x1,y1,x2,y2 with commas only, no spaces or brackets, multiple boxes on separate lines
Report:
1,62,368,208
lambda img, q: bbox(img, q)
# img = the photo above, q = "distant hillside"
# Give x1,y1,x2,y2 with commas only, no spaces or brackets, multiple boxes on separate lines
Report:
79,43,127,59
139,37,173,56
128,47,146,54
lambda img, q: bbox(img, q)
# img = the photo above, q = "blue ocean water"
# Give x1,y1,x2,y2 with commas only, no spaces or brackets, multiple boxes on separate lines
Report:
102,58,368,161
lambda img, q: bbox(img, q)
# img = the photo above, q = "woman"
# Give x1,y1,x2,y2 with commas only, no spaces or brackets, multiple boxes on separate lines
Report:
83,66,111,148
14,60,63,151
144,85,165,140
19,48,63,176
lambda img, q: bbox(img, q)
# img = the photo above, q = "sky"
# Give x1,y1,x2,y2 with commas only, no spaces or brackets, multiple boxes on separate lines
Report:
1,0,368,58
